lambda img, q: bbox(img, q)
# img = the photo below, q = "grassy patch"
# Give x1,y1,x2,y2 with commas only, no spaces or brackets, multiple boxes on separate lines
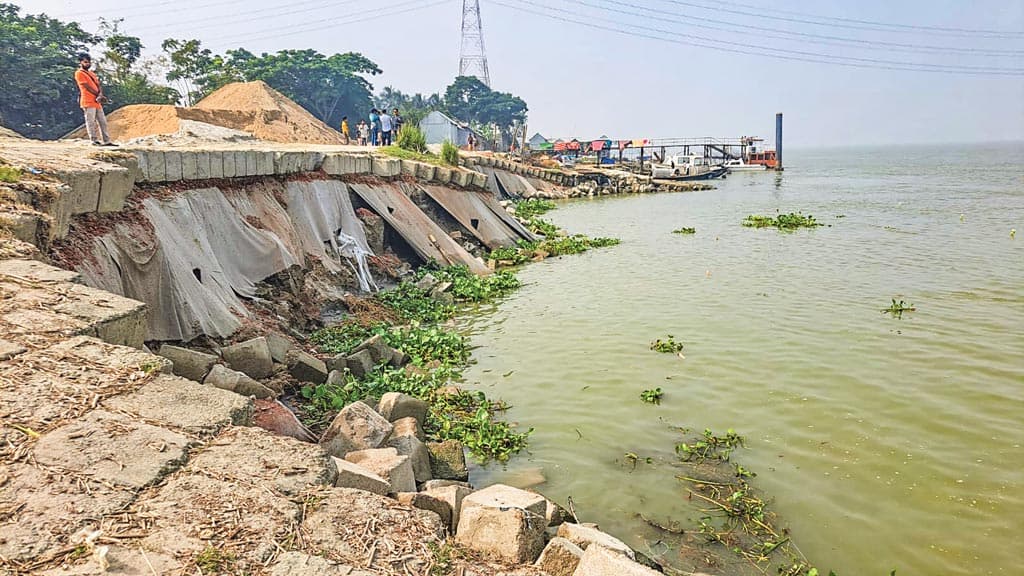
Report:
396,124,427,153
194,547,235,573
514,199,557,218
742,212,823,231
0,166,22,183
441,140,460,166
379,145,446,167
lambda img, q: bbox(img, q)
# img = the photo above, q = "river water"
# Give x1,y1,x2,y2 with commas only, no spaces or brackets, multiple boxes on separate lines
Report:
458,143,1023,576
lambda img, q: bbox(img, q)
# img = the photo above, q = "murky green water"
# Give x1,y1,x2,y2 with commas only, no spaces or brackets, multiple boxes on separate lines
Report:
458,144,1024,575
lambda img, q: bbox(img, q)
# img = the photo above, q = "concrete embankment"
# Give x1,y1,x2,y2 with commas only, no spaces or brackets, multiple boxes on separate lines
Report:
0,137,709,575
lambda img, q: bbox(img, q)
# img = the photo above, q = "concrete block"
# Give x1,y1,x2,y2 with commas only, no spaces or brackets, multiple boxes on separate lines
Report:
427,440,468,481
386,432,431,483
353,155,372,173
157,344,218,381
163,150,183,181
392,416,426,442
221,336,274,379
345,447,416,493
416,162,436,181
205,364,276,399
434,166,452,184
222,149,237,178
301,151,323,172
400,159,418,177
270,551,376,576
346,348,375,379
332,457,391,495
55,169,101,214
54,283,147,348
274,151,298,174
208,151,224,179
396,492,452,530
258,151,275,175
195,151,212,179
451,170,472,188
557,523,634,559
180,151,198,180
471,172,488,189
571,544,659,576
288,350,328,384
536,537,584,576
455,484,548,563
97,166,133,212
234,151,248,177
320,401,393,458
372,157,401,178
139,150,165,182
321,153,344,175
265,332,294,364
424,484,472,533
105,373,253,435
377,392,428,423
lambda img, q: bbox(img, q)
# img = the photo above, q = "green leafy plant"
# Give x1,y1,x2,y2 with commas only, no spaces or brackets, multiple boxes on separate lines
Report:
441,139,460,166
650,335,684,354
194,547,235,573
742,212,823,231
640,387,664,404
883,299,915,318
396,123,427,153
525,216,560,237
675,428,745,462
514,198,557,218
672,227,696,234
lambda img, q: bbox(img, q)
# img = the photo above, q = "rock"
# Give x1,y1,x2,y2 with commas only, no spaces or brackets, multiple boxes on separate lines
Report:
345,447,416,493
432,291,455,306
327,353,348,373
389,349,411,367
320,401,393,458
346,349,376,379
427,440,468,481
455,484,548,563
351,334,393,364
387,430,432,483
221,337,274,379
393,416,426,441
431,281,453,295
204,364,276,399
420,479,473,492
288,350,328,384
415,273,438,291
332,457,391,496
536,537,584,576
264,332,294,364
157,345,218,382
571,544,660,576
397,492,453,530
557,523,635,559
270,551,376,576
424,484,472,532
377,392,429,423
325,369,345,387
253,398,317,442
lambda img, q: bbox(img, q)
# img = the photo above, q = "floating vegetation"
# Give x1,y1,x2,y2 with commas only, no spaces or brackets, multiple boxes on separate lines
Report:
743,212,823,231
675,428,745,462
487,236,620,267
650,335,684,354
514,198,557,218
640,387,664,404
672,227,696,234
882,299,916,318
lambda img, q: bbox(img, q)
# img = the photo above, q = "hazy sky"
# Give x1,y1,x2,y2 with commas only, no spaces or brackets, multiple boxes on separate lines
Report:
19,0,1024,146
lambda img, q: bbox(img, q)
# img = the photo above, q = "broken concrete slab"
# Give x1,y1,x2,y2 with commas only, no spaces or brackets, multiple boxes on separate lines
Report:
423,484,473,533
331,457,391,496
188,426,337,495
97,166,133,213
221,336,274,379
345,348,375,379
456,484,549,563
265,332,294,364
319,401,393,458
204,364,276,399
344,447,416,494
377,392,429,424
387,431,432,483
427,440,469,481
571,544,660,576
557,523,635,559
397,492,452,530
105,373,253,435
32,409,190,490
288,350,328,384
536,537,584,576
158,344,218,382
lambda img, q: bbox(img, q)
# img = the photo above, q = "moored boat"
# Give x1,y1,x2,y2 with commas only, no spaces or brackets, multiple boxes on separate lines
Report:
723,158,767,172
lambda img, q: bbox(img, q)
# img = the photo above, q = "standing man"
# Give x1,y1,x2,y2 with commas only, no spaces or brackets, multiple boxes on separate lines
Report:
74,53,115,147
369,109,380,146
379,109,393,146
392,108,404,139
340,116,350,144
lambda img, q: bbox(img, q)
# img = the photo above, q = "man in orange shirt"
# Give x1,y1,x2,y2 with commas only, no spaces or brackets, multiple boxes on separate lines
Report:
74,53,115,146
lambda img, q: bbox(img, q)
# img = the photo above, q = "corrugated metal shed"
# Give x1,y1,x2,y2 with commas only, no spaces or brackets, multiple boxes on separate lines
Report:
419,110,489,150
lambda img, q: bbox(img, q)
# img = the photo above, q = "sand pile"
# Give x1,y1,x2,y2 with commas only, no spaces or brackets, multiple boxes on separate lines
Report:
66,81,344,145
0,126,24,139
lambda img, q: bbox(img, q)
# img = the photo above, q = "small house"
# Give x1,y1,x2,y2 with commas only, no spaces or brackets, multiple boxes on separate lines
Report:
419,110,490,150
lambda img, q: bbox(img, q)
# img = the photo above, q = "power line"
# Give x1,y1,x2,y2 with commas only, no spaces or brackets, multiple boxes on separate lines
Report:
656,0,1024,39
129,0,365,35
491,0,1024,75
577,0,1024,57
661,0,1024,37
55,0,250,20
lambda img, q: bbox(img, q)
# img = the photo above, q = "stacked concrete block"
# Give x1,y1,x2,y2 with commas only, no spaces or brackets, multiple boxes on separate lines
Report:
471,172,488,190
163,151,183,181
195,151,212,180
180,152,198,180
353,154,372,173
207,151,225,179
416,162,436,181
273,151,302,174
136,149,165,182
257,151,275,175
222,150,237,178
54,169,101,215
301,151,324,172
400,159,418,177
371,157,401,178
235,151,249,177
433,167,452,184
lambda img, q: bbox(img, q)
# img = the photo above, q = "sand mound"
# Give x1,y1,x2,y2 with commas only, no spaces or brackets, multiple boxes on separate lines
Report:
0,126,25,139
66,81,344,145
195,81,344,145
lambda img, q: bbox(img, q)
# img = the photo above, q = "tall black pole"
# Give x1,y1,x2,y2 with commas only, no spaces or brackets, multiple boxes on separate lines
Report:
775,112,784,171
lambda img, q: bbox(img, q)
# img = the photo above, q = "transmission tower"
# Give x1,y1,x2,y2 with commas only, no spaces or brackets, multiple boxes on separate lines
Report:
459,0,491,87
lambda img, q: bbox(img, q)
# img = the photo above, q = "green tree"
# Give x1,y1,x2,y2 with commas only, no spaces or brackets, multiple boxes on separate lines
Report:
442,76,527,145
162,38,216,106
96,19,178,108
0,3,98,138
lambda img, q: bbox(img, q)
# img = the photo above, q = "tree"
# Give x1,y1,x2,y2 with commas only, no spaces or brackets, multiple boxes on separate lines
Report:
162,38,215,106
376,87,442,125
0,3,98,138
442,76,528,145
96,19,178,108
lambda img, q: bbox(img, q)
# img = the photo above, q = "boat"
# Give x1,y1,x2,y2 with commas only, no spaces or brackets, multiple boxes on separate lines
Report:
723,158,767,172
650,154,728,180
746,149,779,169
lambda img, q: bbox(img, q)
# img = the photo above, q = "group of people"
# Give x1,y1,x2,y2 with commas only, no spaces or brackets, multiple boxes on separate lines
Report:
340,108,404,147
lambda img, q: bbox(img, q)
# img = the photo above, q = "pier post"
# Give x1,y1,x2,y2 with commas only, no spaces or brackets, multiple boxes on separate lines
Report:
775,113,784,171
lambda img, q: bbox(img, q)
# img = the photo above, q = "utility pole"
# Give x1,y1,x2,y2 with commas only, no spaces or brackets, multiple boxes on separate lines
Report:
459,0,491,87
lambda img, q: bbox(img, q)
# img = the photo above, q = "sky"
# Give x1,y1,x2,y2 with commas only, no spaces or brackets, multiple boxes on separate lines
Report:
18,0,1024,147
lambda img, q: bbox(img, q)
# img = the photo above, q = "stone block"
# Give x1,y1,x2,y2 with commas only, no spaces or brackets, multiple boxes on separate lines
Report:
387,431,431,483
55,169,101,214
265,332,294,364
190,426,337,495
346,348,375,379
163,150,183,181
424,484,472,532
536,537,584,576
97,166,133,212
400,159,419,177
378,392,428,423
345,447,416,493
452,170,472,188
392,416,426,442
327,353,347,373
332,457,391,495
158,344,218,381
434,166,452,184
208,150,224,179
571,544,659,576
471,172,488,189
258,151,275,175
557,523,634,559
416,162,436,181
195,151,212,179
181,151,198,180
221,336,274,379
352,334,393,365
427,440,468,481
389,349,411,367
33,410,189,489
139,149,165,182
204,364,276,399
288,350,328,384
320,401,393,458
397,492,452,530
455,484,548,563
270,551,376,576
105,373,253,434
372,156,401,178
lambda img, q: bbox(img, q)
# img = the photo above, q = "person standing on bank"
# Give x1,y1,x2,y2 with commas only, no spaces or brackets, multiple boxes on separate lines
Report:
340,116,350,144
392,108,403,139
379,108,393,146
368,108,380,146
75,53,116,146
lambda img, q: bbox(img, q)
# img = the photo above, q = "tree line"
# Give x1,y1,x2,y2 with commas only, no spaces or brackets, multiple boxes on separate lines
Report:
0,3,527,142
